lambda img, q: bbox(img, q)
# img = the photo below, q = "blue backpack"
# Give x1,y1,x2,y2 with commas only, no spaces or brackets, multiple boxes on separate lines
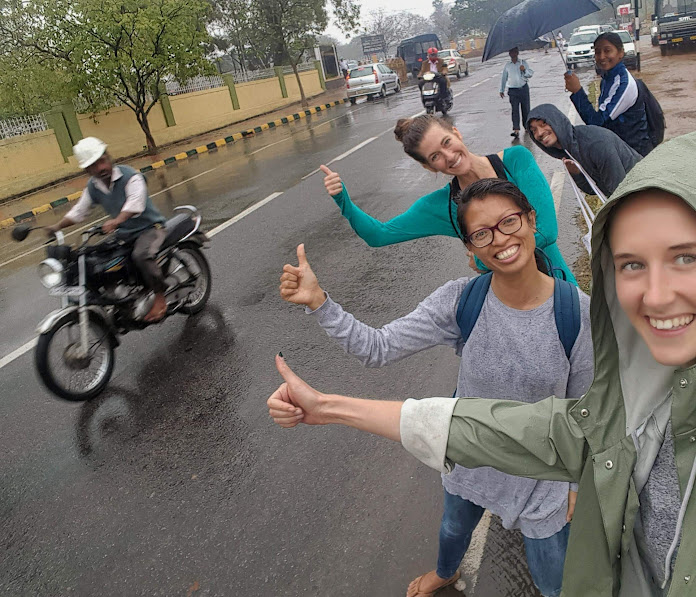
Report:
456,272,581,360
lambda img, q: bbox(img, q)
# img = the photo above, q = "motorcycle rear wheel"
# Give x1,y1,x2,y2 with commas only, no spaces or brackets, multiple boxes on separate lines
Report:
177,245,212,315
35,311,115,401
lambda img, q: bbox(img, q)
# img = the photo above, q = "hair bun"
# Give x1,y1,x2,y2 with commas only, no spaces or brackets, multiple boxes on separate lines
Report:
394,118,413,143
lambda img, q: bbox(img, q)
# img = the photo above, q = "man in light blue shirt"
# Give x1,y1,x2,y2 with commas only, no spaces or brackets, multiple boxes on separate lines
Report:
499,47,534,138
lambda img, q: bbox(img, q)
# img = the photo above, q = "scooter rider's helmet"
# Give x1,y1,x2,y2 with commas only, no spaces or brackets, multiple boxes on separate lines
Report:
427,47,439,58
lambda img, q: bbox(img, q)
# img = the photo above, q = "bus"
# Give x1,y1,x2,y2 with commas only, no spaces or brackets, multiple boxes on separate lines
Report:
396,34,442,77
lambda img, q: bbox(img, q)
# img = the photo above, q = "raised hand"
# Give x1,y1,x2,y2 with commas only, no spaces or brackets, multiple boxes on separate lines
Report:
267,354,325,427
564,71,581,94
320,164,343,197
279,243,325,310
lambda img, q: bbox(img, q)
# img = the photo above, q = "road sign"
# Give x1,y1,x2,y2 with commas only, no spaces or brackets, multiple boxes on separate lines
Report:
361,34,386,55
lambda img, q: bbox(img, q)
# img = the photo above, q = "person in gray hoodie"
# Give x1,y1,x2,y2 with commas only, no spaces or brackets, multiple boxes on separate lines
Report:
527,103,641,197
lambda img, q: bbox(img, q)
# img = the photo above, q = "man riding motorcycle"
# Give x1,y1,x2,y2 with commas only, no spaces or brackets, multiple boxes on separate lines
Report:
418,47,451,99
46,137,168,322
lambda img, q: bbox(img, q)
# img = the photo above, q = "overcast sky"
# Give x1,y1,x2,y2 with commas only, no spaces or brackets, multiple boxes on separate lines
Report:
324,0,432,43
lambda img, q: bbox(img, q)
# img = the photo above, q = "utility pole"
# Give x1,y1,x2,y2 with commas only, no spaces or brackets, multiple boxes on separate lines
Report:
634,0,642,70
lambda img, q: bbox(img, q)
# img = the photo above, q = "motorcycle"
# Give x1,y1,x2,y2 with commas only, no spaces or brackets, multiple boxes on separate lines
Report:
420,72,453,115
12,205,212,401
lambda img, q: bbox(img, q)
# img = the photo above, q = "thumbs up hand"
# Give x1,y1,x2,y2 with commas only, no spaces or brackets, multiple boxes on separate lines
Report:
267,354,325,427
320,164,343,196
279,243,326,310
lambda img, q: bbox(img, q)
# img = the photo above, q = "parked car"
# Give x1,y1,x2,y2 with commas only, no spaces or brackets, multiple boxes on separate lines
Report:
566,31,598,68
615,30,637,70
573,25,602,36
346,60,358,70
345,63,401,104
437,49,469,78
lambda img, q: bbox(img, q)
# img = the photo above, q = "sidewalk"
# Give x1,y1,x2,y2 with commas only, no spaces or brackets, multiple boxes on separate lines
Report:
0,85,349,229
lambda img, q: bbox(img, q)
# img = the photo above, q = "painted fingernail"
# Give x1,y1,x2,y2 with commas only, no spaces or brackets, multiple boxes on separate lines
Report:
278,351,283,358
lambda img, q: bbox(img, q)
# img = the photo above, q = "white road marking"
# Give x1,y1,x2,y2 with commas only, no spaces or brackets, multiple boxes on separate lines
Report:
302,136,379,180
206,192,284,238
567,103,579,125
249,109,370,156
457,511,492,592
329,136,378,164
0,338,36,370
551,170,566,211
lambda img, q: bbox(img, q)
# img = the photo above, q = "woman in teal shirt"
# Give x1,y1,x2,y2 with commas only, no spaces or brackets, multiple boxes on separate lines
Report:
321,114,576,284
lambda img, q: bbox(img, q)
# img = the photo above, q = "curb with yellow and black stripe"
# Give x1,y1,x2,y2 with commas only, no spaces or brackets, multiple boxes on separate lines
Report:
1,99,349,231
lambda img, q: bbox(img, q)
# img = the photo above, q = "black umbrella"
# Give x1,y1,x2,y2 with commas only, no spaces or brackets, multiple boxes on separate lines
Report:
482,0,611,64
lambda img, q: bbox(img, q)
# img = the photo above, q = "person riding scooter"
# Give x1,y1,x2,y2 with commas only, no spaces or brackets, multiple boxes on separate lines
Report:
418,47,451,97
46,137,168,323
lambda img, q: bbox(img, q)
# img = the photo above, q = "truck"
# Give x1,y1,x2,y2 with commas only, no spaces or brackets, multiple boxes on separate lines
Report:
396,34,442,78
655,0,696,55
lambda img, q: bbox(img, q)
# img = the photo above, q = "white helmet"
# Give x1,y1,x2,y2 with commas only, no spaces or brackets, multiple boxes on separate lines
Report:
73,137,107,168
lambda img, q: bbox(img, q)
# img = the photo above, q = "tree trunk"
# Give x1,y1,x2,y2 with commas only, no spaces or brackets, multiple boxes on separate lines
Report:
292,62,308,108
134,108,158,154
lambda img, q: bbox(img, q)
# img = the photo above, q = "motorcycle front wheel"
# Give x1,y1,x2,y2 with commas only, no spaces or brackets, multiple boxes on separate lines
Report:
177,245,212,315
35,311,115,401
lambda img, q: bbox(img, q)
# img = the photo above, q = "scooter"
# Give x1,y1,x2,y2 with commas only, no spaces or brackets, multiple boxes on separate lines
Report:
420,72,453,115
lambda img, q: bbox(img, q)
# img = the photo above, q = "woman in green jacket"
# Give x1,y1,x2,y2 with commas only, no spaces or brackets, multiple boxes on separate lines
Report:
320,114,577,284
268,132,696,596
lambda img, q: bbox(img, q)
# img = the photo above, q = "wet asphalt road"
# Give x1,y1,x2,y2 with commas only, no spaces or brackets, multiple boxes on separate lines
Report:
1,51,595,596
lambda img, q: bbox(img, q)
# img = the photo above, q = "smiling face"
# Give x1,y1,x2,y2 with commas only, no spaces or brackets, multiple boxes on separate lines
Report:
463,193,537,275
528,119,560,148
86,153,113,185
594,38,624,71
611,191,696,368
418,124,474,176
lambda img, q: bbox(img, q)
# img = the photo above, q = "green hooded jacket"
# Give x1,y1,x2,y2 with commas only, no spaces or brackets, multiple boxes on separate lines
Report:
399,132,696,596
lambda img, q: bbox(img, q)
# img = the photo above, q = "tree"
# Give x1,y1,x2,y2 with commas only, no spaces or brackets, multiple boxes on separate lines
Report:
251,0,360,107
364,9,405,54
450,0,519,34
431,0,460,45
0,0,213,153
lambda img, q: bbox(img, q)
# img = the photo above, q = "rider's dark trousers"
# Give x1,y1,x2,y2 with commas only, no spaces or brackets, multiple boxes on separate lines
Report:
508,83,530,131
131,227,167,293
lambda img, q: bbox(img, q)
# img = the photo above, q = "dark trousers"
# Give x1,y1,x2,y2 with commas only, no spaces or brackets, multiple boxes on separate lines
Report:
508,83,530,131
131,227,167,293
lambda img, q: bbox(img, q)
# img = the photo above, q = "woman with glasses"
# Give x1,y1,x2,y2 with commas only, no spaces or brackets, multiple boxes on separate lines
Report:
320,114,576,284
278,178,594,597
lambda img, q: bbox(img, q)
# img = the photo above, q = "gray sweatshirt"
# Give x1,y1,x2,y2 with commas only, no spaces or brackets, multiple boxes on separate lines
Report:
308,277,594,538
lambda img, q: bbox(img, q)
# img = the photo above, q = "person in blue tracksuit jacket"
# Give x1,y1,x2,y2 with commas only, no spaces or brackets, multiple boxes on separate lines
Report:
564,32,654,157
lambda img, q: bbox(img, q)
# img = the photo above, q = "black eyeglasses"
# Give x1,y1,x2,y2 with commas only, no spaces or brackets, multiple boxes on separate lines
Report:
466,212,526,248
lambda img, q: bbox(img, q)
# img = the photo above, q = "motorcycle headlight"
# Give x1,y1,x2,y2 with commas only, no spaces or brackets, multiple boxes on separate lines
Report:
38,258,64,288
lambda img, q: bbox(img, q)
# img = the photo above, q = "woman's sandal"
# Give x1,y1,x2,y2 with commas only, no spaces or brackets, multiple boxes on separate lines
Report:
408,570,461,597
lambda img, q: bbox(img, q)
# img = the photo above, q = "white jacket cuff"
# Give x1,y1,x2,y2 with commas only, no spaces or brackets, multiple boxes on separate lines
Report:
400,398,457,473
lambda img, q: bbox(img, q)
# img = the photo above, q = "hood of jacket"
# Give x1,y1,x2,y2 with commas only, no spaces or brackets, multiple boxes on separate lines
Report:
527,103,579,160
577,132,696,448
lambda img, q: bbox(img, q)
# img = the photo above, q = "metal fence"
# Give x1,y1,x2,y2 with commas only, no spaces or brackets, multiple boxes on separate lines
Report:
165,75,226,96
0,114,49,140
230,62,316,83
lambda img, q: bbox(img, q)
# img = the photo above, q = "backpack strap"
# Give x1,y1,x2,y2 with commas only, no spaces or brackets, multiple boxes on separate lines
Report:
553,278,581,360
456,273,493,343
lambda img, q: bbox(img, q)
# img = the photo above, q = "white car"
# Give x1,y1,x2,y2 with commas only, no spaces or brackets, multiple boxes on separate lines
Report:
346,63,401,104
437,49,469,79
566,31,598,68
615,30,637,70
